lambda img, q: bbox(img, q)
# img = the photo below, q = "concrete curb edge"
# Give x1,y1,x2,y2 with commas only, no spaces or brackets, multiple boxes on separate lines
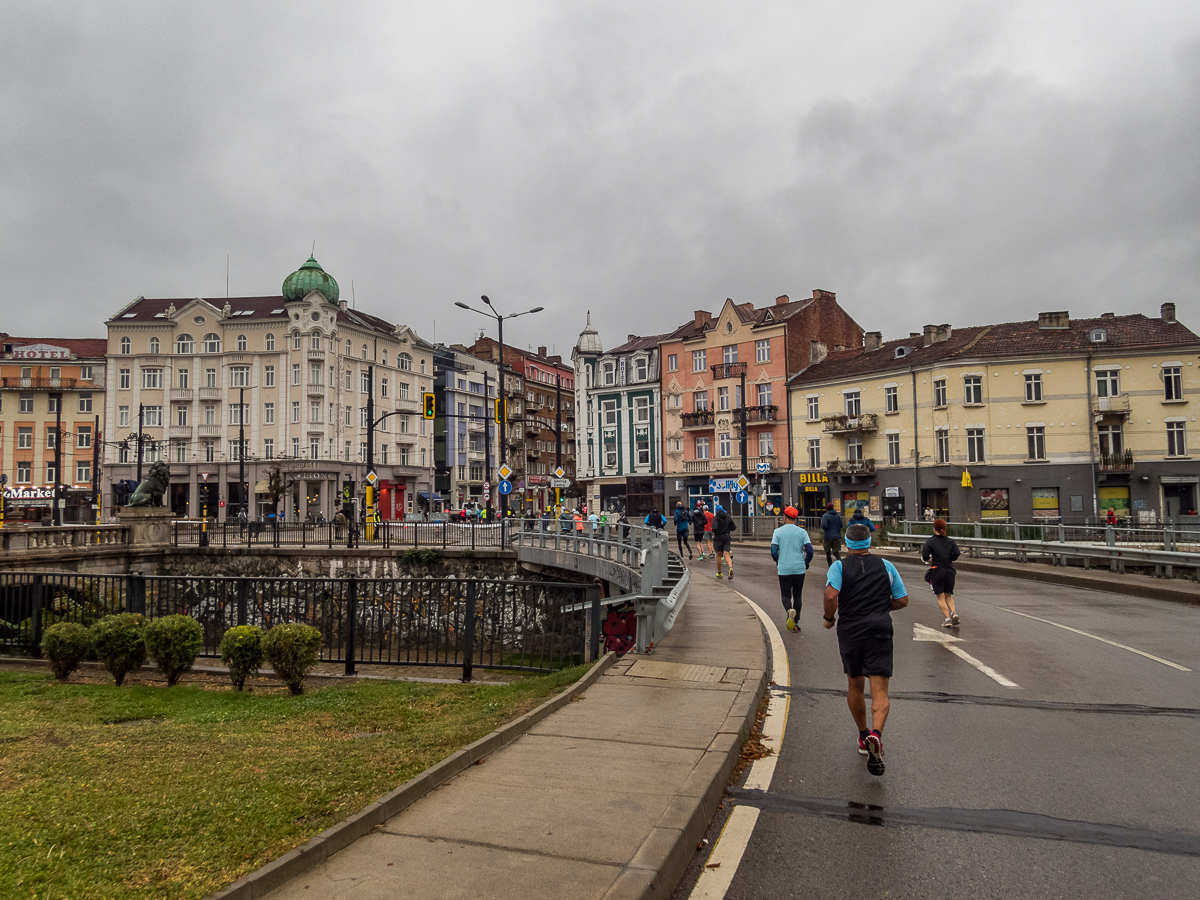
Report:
206,651,619,900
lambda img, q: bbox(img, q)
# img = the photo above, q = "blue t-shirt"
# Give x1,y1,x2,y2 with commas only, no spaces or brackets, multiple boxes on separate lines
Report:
826,556,907,598
771,524,812,576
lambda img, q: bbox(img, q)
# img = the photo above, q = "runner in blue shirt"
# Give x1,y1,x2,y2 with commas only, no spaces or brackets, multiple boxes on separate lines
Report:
770,506,814,633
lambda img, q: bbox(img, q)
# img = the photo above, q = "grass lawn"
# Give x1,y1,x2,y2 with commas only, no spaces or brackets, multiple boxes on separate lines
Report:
0,664,591,900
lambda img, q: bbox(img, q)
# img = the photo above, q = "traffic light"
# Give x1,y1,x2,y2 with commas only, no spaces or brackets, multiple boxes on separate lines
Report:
423,393,436,419
494,398,504,424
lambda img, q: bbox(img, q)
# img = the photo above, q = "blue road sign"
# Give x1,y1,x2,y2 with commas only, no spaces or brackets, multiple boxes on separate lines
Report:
497,479,513,495
757,461,771,474
735,490,749,504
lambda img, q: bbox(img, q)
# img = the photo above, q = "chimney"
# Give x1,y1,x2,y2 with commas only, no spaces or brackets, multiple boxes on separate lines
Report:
1037,311,1070,329
693,310,712,330
936,324,952,343
628,334,636,342
810,340,828,365
811,289,836,303
923,324,936,348
864,332,882,352
1101,312,1115,319
1162,302,1176,323
910,332,920,339
538,346,547,357
775,295,790,306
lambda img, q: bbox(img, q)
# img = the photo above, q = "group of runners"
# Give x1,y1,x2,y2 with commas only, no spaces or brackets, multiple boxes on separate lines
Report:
679,500,961,778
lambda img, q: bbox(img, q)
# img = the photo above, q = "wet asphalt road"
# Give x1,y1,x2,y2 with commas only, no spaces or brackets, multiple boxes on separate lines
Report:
674,548,1200,900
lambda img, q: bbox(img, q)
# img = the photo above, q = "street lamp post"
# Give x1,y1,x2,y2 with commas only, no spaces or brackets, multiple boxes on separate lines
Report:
454,296,544,519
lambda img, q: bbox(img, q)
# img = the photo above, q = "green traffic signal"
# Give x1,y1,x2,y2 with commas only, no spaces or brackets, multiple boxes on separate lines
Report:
423,393,436,419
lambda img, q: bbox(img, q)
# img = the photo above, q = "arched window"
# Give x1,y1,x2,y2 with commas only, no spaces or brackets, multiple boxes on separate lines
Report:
292,332,302,350
346,339,352,356
148,337,160,355
311,332,322,350
265,333,275,351
381,349,388,366
398,352,413,371
237,334,247,352
361,344,368,360
175,334,194,354
120,337,131,354
202,333,221,353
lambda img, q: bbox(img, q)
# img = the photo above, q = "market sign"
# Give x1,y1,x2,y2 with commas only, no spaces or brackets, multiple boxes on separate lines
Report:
4,486,56,500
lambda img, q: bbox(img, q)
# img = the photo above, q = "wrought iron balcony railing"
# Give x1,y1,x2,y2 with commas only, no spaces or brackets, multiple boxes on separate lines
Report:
821,413,879,434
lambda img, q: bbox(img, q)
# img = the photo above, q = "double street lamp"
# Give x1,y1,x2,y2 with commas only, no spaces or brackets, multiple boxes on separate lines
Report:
454,296,544,517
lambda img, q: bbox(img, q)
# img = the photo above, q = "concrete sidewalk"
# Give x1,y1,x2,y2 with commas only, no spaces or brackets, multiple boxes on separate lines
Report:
217,571,768,900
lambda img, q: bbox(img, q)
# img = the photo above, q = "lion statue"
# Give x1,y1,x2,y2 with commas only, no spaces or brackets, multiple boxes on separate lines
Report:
127,461,171,507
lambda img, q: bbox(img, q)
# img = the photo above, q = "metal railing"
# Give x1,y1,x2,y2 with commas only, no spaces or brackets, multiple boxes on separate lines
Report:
900,519,1200,552
0,571,602,680
173,519,517,550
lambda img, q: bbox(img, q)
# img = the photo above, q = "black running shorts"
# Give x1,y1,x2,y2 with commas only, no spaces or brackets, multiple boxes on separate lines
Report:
694,528,706,542
929,568,956,595
712,535,731,553
838,635,894,678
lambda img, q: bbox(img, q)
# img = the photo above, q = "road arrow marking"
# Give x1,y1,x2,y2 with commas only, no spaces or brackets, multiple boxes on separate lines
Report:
914,623,1019,688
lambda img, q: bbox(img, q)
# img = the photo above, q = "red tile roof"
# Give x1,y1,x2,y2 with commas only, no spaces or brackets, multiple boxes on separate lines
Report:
105,295,400,338
3,336,109,359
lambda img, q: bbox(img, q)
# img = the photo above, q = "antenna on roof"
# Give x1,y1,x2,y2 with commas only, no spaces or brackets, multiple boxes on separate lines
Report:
351,279,356,309
226,254,230,298
311,240,316,256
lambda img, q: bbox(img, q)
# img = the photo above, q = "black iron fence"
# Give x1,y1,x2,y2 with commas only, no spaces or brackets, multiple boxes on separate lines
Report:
173,519,515,550
0,571,602,681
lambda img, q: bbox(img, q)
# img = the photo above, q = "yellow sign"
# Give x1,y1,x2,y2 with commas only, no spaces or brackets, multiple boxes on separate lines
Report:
796,472,830,484
961,470,972,488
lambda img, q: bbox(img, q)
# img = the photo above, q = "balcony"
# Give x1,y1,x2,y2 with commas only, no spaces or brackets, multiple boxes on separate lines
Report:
198,387,221,401
168,425,193,438
731,404,778,423
1,377,83,390
307,382,325,396
826,458,877,475
308,348,325,361
682,455,775,475
1093,394,1131,421
198,424,222,437
1099,449,1135,472
710,362,747,380
171,388,193,401
681,410,714,429
394,432,418,444
822,413,879,434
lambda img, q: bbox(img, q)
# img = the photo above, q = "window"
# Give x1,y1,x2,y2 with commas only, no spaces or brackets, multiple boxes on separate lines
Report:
175,334,194,354
46,463,57,484
756,383,772,407
1027,426,1046,460
844,391,860,416
291,401,300,423
142,368,162,389
667,354,677,371
178,369,189,389
629,357,645,382
263,438,274,458
310,401,322,423
718,432,731,457
634,396,650,423
602,400,617,426
695,436,710,459
203,333,221,353
231,366,250,387
636,428,650,466
603,363,615,386
228,440,246,461
48,394,61,414
345,369,352,390
1167,421,1187,456
265,333,275,351
264,365,275,387
263,402,275,424
1098,424,1123,457
119,369,130,390
887,433,901,466
808,438,821,469
718,386,729,411
807,395,819,420
46,427,57,450
1095,368,1120,398
204,404,216,425
232,334,245,352
118,405,130,427
360,407,370,428
1024,373,1043,402
175,405,188,426
758,431,773,456
310,332,321,350
16,461,31,484
362,344,368,360
694,391,708,411
79,365,93,381
967,429,985,463
19,393,32,413
361,371,371,393
381,377,388,398
345,405,352,425
884,386,898,413
77,426,92,448
205,368,217,388
309,363,322,385
1164,366,1183,401
398,381,410,400
17,427,32,449
964,376,982,405
120,337,130,354
933,379,947,408
312,439,322,460
174,442,186,464
692,349,706,372
143,406,162,427
723,345,738,364
755,339,770,363
935,427,950,463
293,333,302,350
144,337,158,356
846,438,863,462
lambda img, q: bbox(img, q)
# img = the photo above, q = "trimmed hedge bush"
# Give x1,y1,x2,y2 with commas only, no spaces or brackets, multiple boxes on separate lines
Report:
219,625,265,691
90,614,148,686
262,623,323,695
143,615,204,687
41,622,92,681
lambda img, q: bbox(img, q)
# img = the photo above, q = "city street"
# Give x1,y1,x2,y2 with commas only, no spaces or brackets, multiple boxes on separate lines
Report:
674,547,1200,899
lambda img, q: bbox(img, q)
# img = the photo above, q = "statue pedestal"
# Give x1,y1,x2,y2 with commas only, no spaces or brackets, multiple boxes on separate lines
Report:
119,506,175,548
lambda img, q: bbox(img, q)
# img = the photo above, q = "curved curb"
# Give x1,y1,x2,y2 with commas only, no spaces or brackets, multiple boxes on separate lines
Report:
207,652,618,900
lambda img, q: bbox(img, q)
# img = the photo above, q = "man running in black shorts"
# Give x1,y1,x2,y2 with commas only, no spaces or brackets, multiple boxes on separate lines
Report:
823,522,908,776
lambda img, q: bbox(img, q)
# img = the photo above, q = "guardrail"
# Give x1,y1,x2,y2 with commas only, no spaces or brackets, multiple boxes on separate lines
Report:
889,533,1200,579
900,519,1200,552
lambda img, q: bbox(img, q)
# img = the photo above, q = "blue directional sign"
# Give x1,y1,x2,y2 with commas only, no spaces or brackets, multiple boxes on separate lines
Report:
497,479,513,495
757,461,771,474
735,490,749,504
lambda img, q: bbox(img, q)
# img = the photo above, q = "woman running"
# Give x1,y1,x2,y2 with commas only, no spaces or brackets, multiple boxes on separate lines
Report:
921,518,961,627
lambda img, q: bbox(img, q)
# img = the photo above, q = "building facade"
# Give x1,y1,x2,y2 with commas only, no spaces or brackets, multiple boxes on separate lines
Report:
432,345,499,510
0,335,107,523
787,305,1199,523
102,256,436,522
659,291,863,512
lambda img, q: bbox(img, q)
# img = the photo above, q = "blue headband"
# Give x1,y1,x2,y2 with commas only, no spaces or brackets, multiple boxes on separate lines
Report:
846,536,872,550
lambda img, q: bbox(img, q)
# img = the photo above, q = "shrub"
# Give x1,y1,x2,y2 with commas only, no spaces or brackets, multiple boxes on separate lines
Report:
402,548,442,566
143,615,204,687
219,625,265,691
262,623,323,695
90,613,148,686
41,622,91,681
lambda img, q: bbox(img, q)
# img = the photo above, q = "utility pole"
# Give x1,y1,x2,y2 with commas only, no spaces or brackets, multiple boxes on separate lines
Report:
497,318,506,519
238,386,245,520
484,369,493,520
52,392,63,525
92,414,100,523
366,364,375,539
135,404,145,486
555,371,562,512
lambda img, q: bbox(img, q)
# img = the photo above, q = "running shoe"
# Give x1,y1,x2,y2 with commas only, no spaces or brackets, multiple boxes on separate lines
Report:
786,608,797,632
699,554,706,560
715,572,723,579
857,735,868,756
727,568,734,580
951,613,960,626
942,618,953,628
865,730,885,776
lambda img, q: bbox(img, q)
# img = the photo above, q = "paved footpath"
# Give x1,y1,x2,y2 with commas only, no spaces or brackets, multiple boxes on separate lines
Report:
217,574,769,900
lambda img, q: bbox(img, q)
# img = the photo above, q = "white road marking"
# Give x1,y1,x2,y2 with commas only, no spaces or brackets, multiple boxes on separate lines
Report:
687,591,788,900
913,623,1020,688
997,607,1192,672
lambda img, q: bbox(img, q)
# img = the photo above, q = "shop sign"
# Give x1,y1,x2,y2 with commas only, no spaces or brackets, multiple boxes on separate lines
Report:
8,343,71,360
795,472,830,484
884,486,900,498
4,486,55,500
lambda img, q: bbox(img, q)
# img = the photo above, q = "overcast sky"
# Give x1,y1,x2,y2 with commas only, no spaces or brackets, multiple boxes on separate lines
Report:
3,1,1198,353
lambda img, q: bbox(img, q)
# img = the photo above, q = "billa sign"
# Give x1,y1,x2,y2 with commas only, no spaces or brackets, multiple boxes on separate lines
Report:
795,472,830,484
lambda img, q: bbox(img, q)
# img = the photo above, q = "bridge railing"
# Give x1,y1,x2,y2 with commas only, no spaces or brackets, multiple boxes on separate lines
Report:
900,519,1200,552
1,525,129,553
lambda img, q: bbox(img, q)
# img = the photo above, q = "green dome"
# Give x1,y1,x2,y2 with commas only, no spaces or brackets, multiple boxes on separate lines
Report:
282,255,340,304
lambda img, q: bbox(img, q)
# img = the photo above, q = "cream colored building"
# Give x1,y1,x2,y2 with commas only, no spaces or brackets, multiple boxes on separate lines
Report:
102,256,436,521
787,305,1199,523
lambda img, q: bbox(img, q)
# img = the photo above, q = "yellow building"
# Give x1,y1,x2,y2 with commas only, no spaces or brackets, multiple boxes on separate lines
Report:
787,304,1199,523
102,256,436,521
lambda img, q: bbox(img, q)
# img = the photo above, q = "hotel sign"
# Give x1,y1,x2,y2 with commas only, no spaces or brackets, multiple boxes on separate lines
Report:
7,343,72,360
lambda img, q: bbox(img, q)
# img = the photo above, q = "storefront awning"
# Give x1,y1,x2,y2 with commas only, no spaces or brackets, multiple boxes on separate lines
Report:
253,480,270,493
419,492,443,501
